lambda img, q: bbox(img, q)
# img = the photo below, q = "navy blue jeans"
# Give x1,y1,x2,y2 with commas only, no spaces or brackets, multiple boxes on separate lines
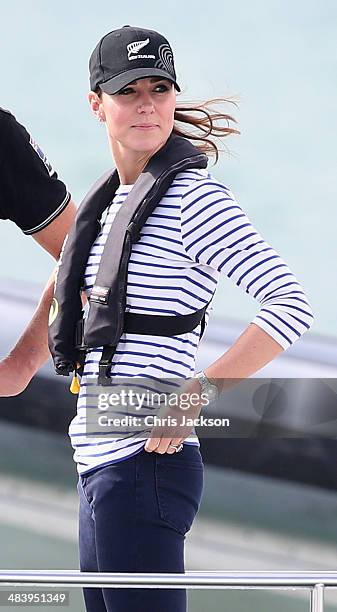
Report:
77,443,204,612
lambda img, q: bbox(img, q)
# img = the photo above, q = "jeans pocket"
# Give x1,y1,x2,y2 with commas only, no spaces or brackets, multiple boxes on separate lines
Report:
154,446,204,536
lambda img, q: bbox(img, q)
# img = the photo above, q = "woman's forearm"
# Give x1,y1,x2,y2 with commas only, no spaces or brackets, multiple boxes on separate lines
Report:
147,323,285,452
204,322,284,392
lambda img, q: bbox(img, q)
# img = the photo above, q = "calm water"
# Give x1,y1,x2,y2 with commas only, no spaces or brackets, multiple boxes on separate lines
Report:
0,0,336,338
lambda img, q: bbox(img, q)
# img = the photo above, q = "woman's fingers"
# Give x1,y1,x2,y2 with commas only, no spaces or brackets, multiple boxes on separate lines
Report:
144,399,201,453
144,435,162,452
144,427,185,454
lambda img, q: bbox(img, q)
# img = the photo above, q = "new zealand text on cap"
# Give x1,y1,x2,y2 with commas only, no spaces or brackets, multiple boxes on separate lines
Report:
89,25,181,94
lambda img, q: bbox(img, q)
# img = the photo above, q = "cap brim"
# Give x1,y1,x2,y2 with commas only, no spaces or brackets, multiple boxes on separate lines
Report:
99,67,181,94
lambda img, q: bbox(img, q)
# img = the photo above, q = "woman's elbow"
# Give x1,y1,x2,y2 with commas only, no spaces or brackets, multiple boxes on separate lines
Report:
301,296,315,334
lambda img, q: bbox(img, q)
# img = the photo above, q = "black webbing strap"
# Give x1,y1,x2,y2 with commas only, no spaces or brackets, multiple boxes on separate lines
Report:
97,304,209,385
123,305,208,336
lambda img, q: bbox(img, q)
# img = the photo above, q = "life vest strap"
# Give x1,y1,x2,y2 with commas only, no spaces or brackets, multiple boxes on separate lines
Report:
96,304,209,385
98,346,118,386
124,305,208,337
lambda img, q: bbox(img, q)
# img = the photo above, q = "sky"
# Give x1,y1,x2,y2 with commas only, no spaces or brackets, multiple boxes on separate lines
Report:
0,0,336,337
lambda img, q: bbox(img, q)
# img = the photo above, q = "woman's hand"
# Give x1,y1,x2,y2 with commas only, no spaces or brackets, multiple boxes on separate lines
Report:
144,380,203,454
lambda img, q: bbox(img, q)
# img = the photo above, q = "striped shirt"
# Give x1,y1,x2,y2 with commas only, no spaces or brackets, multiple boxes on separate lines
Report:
68,168,314,474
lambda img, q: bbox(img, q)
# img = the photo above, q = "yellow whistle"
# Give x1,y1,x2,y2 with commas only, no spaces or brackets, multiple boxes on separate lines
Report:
70,373,81,394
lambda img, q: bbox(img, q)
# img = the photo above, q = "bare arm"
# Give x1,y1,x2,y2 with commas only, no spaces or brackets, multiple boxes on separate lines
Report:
204,322,283,390
144,323,284,453
0,200,80,396
32,198,77,259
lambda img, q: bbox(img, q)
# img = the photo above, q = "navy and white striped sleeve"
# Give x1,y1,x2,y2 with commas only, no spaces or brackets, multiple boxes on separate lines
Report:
180,177,314,350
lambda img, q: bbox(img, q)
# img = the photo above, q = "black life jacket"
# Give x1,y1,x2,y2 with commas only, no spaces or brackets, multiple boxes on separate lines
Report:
48,134,210,385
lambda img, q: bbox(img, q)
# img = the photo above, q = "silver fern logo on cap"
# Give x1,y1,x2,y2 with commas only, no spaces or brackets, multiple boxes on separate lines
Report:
154,43,175,75
127,38,150,60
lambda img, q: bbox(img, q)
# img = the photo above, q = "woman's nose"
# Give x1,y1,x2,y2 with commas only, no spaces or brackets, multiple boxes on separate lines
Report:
137,94,154,112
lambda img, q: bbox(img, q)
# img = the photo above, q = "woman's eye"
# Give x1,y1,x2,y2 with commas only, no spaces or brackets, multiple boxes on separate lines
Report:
119,87,134,95
154,84,169,92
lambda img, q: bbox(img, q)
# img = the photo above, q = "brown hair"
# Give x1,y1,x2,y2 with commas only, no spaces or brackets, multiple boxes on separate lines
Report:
173,97,240,164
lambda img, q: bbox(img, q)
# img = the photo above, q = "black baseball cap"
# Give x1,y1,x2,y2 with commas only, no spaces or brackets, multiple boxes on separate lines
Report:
89,25,181,94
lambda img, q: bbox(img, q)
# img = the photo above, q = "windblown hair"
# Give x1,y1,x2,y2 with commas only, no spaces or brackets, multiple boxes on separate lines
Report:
173,97,240,164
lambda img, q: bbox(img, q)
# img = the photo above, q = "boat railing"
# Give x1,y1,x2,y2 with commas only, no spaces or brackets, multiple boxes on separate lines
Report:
1,570,337,611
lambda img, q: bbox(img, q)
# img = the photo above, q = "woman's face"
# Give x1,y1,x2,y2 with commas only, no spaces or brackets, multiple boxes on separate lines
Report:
89,77,176,157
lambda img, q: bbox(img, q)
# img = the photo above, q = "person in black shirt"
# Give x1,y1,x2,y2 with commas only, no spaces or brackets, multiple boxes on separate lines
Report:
0,107,72,234
0,108,77,395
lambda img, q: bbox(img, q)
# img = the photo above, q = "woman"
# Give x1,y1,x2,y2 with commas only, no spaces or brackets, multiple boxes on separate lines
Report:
53,25,314,612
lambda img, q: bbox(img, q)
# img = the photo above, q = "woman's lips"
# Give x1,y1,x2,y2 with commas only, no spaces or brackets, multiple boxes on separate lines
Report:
132,124,158,130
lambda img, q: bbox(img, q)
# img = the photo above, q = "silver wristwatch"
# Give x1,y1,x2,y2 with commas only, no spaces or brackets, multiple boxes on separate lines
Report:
195,370,219,403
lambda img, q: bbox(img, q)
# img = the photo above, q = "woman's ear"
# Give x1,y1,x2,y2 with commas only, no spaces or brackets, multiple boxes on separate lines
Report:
88,91,105,122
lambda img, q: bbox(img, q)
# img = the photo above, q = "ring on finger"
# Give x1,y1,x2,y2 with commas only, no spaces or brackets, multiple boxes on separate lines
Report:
168,443,183,453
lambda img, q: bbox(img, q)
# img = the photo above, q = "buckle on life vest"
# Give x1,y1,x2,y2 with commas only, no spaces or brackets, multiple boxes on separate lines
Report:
98,346,117,385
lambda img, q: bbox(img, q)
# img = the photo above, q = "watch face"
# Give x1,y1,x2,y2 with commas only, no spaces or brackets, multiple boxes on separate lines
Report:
196,373,218,401
207,385,218,400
